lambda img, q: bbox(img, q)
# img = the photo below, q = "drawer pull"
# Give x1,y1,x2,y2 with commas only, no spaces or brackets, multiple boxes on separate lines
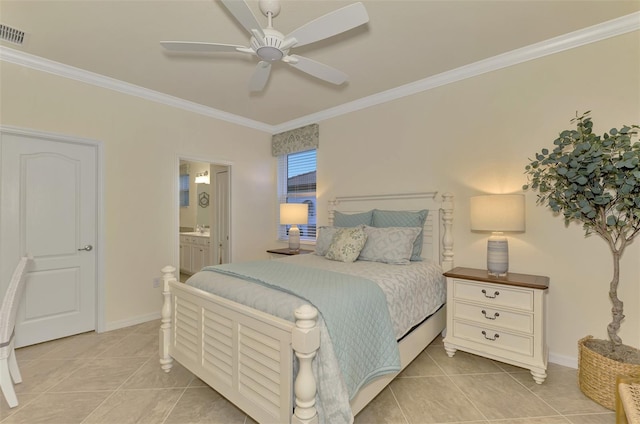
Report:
482,289,500,299
481,330,500,341
481,310,500,320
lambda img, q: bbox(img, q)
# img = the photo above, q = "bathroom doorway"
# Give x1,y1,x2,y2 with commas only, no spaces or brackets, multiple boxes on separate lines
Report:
178,158,231,282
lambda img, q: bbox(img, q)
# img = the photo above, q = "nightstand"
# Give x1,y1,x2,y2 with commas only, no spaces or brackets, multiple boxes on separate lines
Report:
267,248,314,259
443,267,549,384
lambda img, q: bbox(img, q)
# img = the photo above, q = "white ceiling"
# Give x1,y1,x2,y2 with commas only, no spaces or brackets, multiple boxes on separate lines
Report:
1,1,639,129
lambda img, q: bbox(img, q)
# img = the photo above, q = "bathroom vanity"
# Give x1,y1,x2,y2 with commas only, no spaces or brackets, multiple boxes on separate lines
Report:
179,232,213,274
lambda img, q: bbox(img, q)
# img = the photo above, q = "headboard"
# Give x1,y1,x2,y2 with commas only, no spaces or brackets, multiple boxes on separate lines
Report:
327,192,454,271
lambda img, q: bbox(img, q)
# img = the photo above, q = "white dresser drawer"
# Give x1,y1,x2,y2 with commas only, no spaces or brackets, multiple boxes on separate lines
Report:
453,279,534,311
452,320,534,357
452,300,533,333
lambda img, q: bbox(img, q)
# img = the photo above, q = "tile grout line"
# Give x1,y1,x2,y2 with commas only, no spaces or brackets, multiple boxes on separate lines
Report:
503,369,567,419
387,386,411,424
424,348,492,423
79,352,154,424
159,386,191,424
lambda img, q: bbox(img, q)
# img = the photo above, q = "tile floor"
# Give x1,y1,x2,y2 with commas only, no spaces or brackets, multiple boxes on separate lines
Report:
1,320,614,424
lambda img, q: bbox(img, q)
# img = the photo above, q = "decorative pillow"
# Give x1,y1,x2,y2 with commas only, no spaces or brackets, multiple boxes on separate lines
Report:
333,210,373,227
315,226,339,256
372,209,429,261
358,226,422,265
325,226,367,263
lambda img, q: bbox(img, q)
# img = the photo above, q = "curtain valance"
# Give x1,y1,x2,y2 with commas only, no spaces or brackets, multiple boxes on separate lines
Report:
271,123,319,157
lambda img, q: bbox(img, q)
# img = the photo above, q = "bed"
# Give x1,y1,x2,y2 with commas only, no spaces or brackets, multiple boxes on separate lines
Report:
159,191,454,424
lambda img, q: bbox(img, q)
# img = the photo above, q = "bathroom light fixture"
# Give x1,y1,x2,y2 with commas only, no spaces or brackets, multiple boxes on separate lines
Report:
280,203,308,253
194,171,210,184
470,194,525,277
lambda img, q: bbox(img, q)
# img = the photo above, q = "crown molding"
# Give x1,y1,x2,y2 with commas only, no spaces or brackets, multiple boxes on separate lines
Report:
272,11,640,133
2,12,638,135
0,46,274,133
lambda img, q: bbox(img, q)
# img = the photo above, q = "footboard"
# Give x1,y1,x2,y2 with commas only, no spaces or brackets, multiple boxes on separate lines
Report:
159,266,320,424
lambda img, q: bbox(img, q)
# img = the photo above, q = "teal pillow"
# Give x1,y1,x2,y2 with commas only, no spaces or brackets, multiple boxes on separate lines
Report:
372,209,429,261
315,226,339,256
333,210,373,227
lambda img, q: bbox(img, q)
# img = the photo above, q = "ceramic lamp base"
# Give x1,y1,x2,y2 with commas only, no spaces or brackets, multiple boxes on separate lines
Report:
487,233,508,277
288,225,300,253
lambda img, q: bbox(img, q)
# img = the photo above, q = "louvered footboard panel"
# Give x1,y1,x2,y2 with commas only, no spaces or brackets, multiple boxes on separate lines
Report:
203,310,234,386
174,297,199,363
168,281,296,423
238,325,286,417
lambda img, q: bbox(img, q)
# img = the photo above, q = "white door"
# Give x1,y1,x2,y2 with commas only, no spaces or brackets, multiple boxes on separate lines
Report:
0,129,98,347
215,169,230,264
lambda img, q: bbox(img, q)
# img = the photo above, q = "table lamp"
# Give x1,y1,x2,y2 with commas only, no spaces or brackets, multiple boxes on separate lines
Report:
470,194,525,276
280,203,308,252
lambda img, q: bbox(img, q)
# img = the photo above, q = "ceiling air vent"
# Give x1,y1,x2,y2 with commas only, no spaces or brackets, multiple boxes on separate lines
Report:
0,24,26,46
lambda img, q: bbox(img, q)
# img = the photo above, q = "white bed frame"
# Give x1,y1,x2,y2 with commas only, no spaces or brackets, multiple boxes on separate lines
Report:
159,192,454,424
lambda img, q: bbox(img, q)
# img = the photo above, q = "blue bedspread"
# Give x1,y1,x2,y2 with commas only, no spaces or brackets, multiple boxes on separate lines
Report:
201,260,401,397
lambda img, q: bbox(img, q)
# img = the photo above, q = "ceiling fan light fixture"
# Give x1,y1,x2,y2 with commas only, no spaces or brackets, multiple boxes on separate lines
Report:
256,46,284,61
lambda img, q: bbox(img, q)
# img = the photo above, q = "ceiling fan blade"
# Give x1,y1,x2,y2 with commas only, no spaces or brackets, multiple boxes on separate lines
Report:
287,55,348,85
161,41,246,53
221,0,265,39
249,61,272,92
285,2,369,48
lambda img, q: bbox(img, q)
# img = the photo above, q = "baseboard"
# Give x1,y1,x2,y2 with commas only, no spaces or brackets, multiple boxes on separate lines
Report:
549,351,578,369
102,311,161,332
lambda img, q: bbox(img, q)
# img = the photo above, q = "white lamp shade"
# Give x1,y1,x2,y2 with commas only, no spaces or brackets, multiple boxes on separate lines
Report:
280,203,309,225
470,194,525,232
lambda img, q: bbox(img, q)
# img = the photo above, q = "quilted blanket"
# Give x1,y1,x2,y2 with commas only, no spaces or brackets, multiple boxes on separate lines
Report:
202,260,401,397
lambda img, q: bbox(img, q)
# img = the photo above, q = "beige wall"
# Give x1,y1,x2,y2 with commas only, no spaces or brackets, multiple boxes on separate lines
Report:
316,32,640,364
0,62,275,327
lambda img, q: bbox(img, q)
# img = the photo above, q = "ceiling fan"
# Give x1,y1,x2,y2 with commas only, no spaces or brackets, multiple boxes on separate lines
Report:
160,0,369,92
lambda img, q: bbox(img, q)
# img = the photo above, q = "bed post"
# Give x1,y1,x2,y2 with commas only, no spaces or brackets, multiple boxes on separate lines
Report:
159,265,176,372
327,198,338,226
441,193,454,271
291,304,320,424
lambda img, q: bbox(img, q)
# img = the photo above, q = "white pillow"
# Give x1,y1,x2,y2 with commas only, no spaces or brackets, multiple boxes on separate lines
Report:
315,226,339,256
325,227,367,263
358,226,421,265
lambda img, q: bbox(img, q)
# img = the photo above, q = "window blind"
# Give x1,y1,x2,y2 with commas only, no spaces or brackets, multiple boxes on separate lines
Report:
179,174,189,207
277,149,317,241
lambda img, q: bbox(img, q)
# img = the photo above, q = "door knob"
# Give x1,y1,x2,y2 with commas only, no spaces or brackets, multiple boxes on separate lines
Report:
78,245,93,252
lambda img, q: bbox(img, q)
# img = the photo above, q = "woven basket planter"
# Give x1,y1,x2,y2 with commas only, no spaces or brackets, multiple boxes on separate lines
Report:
578,336,640,410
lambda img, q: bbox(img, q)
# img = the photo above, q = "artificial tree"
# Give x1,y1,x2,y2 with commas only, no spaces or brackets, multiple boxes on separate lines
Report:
524,112,640,360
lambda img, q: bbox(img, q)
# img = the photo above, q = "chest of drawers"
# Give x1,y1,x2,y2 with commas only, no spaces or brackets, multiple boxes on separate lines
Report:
443,267,549,383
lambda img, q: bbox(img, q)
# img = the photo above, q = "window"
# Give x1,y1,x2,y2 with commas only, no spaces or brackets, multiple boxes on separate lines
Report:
179,174,189,207
278,149,317,241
